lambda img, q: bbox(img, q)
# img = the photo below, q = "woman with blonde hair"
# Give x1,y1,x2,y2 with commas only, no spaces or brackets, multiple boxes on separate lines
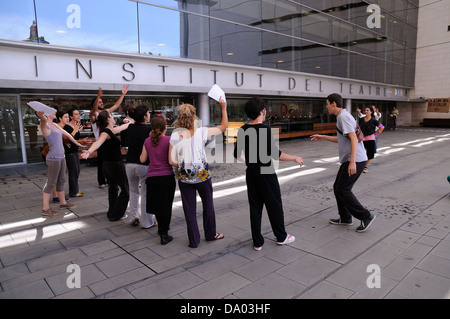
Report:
141,116,175,245
169,97,227,248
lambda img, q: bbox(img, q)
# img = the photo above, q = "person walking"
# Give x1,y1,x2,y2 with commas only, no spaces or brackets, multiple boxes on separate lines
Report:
233,97,303,251
373,106,382,154
65,109,89,197
359,106,384,173
36,110,81,216
140,116,176,245
168,98,227,248
81,110,130,221
90,86,128,188
311,93,376,233
124,105,157,229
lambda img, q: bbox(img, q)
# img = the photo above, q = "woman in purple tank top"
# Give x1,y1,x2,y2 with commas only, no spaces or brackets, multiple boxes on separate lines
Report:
140,116,175,245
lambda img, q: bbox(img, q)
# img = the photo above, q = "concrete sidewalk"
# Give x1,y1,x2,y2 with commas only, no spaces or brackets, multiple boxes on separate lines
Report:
0,127,449,299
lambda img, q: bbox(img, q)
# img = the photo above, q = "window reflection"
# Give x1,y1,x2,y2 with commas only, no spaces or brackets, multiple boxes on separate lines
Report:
0,0,419,86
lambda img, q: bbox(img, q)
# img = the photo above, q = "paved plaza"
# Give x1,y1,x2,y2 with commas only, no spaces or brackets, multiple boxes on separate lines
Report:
0,127,449,300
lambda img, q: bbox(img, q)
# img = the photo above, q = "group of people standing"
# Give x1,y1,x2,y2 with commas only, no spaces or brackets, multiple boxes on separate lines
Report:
79,87,228,247
39,88,381,250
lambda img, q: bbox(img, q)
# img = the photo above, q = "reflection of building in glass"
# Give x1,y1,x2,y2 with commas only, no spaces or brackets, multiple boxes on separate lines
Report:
26,20,49,44
179,1,418,87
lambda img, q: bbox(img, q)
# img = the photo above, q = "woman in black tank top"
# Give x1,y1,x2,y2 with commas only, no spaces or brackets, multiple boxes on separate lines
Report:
81,110,131,221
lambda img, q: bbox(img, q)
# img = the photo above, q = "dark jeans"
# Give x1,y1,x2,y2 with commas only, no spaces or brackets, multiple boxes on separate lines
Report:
246,169,287,248
66,152,80,196
146,175,176,236
333,161,371,222
178,178,217,248
103,161,129,221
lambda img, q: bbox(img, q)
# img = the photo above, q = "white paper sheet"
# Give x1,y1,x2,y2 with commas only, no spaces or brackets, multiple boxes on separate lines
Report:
207,84,226,103
27,101,57,116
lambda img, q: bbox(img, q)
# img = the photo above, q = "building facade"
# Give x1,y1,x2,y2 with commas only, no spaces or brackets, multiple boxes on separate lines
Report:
0,0,445,167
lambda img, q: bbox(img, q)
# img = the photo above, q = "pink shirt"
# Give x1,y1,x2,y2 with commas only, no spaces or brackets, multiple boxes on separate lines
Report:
143,136,174,177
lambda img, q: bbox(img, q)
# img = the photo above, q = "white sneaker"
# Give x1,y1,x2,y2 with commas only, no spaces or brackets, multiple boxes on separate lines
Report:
277,234,295,245
253,246,262,251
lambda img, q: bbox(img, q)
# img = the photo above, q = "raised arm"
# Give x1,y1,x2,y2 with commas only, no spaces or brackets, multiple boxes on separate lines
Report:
90,87,103,123
106,85,129,113
207,97,228,138
36,112,52,137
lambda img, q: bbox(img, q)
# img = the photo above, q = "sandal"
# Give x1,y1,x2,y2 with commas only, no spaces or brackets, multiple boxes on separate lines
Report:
213,233,224,240
131,218,140,226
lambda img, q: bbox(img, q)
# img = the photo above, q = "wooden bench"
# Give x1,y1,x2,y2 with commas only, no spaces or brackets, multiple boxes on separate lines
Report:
224,122,245,143
421,118,450,128
274,122,336,139
225,122,336,142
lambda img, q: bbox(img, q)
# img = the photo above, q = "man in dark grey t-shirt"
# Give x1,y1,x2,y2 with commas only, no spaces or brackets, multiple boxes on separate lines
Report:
311,93,375,233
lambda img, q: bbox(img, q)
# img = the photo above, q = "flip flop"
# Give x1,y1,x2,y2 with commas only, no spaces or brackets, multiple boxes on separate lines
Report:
214,233,224,240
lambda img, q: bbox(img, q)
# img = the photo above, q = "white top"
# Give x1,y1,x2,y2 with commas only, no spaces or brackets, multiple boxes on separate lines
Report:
170,127,211,184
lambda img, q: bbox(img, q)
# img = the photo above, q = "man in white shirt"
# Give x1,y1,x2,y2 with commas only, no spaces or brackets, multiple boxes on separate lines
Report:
89,86,129,188
311,94,376,233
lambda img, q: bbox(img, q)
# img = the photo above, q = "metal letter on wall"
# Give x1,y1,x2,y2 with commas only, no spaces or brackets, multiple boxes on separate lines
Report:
76,59,92,79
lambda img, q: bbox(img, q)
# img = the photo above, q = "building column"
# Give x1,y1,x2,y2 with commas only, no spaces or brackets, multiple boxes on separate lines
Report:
345,99,352,113
197,93,210,127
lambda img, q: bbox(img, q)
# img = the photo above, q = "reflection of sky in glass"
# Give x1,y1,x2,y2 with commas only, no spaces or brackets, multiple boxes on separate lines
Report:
0,0,181,57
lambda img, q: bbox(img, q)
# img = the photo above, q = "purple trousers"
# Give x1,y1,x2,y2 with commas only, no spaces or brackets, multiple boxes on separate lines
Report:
178,178,217,248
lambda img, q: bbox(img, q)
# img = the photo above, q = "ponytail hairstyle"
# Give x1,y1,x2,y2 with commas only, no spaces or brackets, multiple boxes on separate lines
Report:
150,116,167,146
128,105,148,123
97,110,110,132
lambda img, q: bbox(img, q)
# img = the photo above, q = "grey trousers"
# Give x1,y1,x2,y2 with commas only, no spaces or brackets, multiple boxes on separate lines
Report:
43,159,66,194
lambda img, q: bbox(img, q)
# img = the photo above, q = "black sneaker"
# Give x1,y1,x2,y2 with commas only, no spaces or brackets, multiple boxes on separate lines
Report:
356,214,376,233
329,218,353,226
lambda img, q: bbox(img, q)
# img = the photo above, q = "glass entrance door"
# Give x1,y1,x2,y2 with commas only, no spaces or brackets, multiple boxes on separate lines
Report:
0,95,25,166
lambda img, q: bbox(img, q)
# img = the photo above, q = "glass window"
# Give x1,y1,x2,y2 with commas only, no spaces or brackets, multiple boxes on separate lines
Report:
0,96,24,165
32,0,139,52
139,3,181,57
393,0,408,21
301,7,331,43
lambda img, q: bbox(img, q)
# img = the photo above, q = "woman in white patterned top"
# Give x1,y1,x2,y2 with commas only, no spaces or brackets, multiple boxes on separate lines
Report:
169,97,227,248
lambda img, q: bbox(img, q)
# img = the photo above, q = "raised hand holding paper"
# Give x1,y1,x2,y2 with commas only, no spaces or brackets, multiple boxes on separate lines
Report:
208,84,227,103
27,101,57,116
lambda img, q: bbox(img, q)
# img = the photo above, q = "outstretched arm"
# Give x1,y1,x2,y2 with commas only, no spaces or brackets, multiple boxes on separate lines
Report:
279,152,304,166
106,85,129,113
80,132,108,159
311,134,338,143
53,124,83,147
